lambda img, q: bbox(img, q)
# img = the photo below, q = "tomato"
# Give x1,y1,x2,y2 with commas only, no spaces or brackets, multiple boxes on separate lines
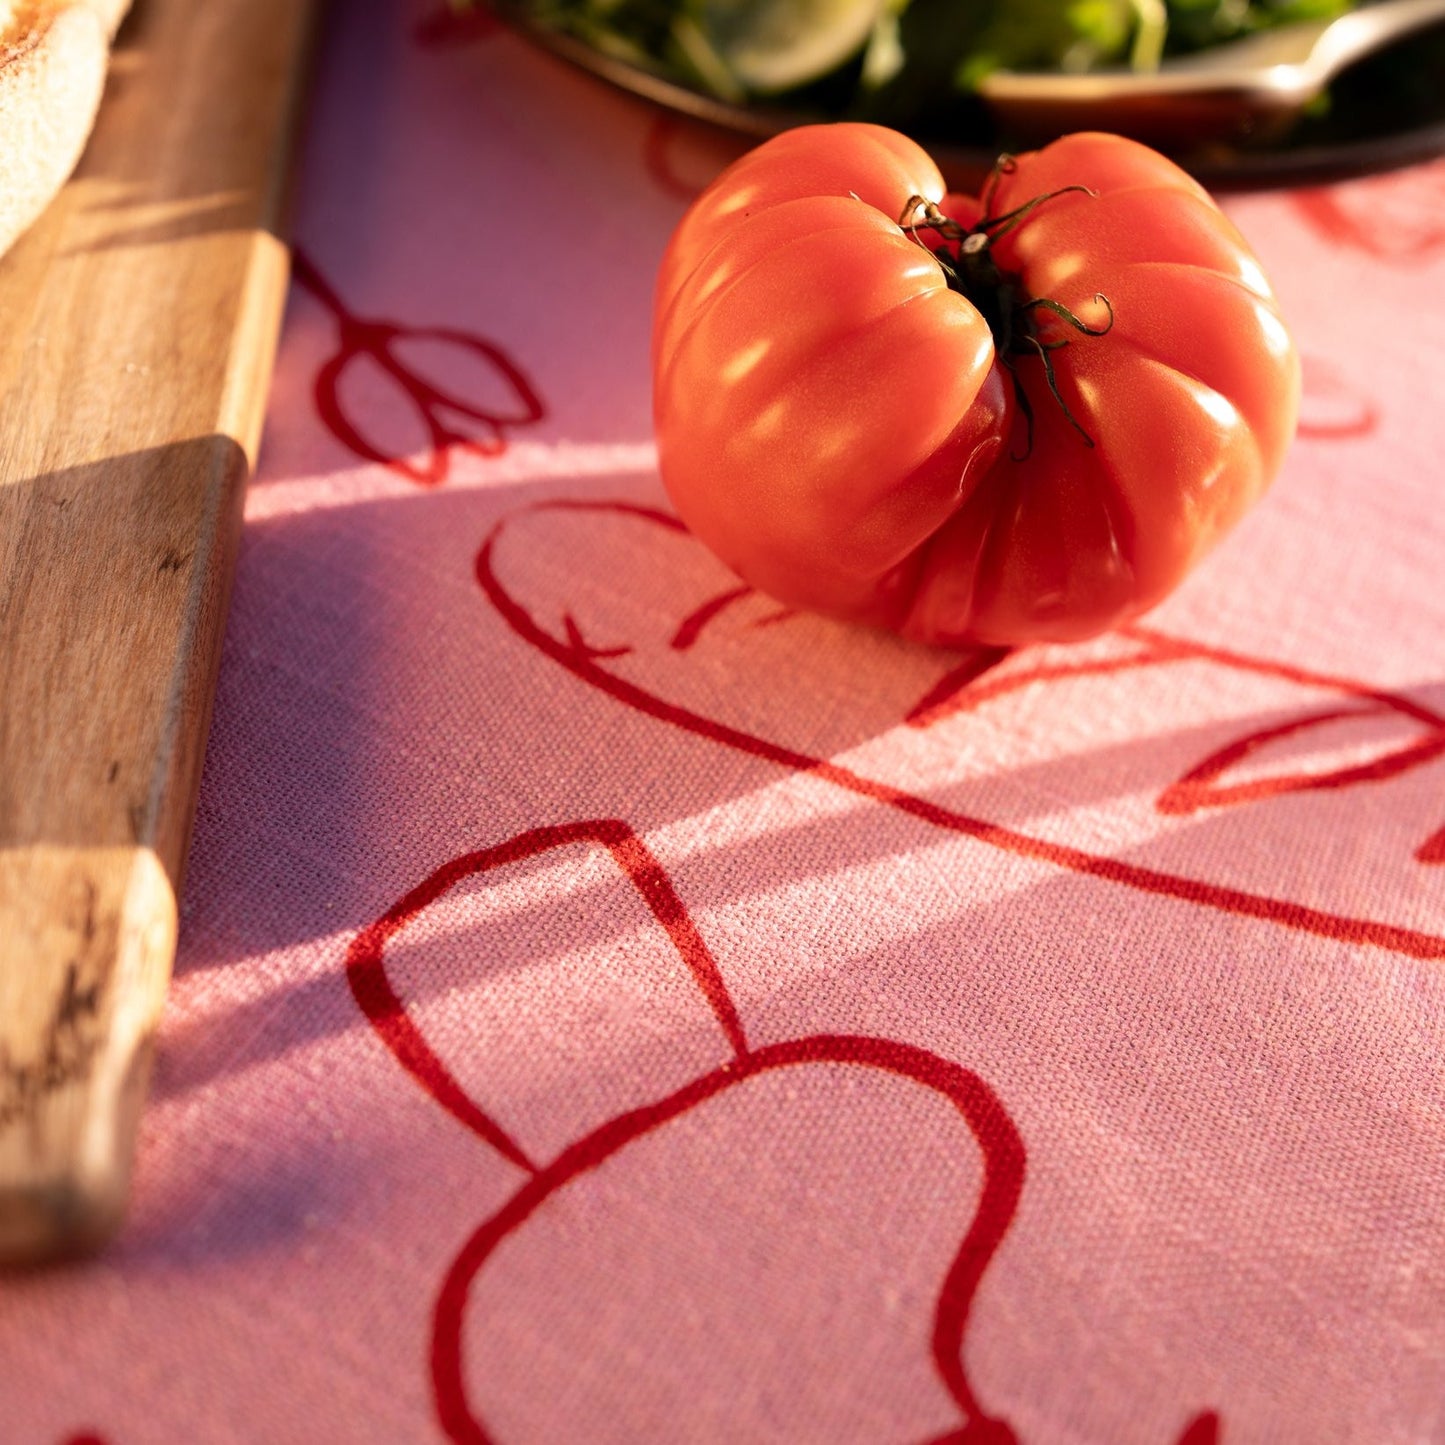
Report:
652,125,1300,646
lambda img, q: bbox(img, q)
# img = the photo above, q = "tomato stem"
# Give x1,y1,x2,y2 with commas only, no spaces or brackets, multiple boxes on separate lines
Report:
900,165,1113,460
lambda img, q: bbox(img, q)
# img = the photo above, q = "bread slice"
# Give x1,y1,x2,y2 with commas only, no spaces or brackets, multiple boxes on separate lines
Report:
0,0,132,260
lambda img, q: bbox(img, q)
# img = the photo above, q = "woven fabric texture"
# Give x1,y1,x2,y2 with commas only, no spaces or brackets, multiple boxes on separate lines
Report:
3,0,1444,1441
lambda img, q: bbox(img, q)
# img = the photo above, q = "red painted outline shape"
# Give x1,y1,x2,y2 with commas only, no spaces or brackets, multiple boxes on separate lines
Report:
1157,705,1445,816
1293,183,1445,263
476,500,1445,959
347,821,1028,1443
292,250,545,485
900,619,1445,857
1296,355,1379,438
414,3,501,45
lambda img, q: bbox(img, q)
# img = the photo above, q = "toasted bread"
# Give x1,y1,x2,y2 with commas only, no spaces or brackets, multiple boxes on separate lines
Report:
0,0,131,260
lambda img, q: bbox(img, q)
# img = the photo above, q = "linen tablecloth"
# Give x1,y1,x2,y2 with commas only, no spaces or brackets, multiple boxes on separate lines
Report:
4,0,1444,1440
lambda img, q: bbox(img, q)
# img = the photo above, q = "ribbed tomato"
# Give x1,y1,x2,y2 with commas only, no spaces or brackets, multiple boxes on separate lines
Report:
652,124,1299,646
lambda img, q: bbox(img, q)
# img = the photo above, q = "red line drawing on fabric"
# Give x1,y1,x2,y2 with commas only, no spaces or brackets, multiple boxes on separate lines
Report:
643,116,697,201
1175,1413,1220,1445
414,1,501,45
348,821,1060,1443
642,114,750,202
669,584,800,650
477,499,1445,956
643,115,707,202
1292,167,1445,261
905,620,1445,861
290,249,545,485
1156,704,1445,815
1296,354,1379,438
670,584,754,650
901,637,1162,728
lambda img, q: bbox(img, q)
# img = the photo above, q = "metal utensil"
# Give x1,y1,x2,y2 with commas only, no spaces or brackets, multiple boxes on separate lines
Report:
977,0,1445,147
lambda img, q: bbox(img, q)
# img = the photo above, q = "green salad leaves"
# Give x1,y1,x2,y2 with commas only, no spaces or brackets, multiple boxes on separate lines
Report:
499,0,1354,117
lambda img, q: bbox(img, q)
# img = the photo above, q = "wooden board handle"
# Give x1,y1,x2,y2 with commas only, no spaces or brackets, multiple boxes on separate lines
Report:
0,0,318,1262
0,849,174,1258
0,434,250,1262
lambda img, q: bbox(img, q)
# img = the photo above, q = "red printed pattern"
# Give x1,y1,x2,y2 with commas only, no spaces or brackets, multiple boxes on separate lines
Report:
291,250,545,484
1295,354,1379,438
1293,165,1445,262
907,616,1445,866
349,823,1024,1442
642,116,702,202
641,116,749,203
414,2,501,45
349,821,1222,1444
478,499,1445,959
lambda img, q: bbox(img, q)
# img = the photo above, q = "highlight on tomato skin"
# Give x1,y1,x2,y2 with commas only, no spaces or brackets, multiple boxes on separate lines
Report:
651,124,1301,649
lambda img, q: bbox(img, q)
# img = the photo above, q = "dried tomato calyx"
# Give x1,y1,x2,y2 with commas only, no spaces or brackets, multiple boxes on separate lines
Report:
900,168,1113,459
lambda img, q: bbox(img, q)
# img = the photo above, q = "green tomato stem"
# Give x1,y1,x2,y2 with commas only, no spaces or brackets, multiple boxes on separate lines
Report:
899,163,1114,459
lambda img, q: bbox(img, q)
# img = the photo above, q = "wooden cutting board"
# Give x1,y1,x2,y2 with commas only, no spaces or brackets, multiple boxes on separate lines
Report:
0,0,319,1262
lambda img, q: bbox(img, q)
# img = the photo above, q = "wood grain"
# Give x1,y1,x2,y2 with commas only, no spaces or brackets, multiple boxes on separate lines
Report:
0,0,318,1262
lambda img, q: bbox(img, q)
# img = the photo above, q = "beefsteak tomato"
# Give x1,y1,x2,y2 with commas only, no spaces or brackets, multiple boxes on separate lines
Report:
652,125,1299,646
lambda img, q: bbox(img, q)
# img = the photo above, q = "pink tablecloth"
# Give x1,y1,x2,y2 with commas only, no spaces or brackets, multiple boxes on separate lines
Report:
5,1,1445,1441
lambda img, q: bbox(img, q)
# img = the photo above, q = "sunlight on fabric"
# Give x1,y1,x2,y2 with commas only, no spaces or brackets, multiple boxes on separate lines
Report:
244,441,661,522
